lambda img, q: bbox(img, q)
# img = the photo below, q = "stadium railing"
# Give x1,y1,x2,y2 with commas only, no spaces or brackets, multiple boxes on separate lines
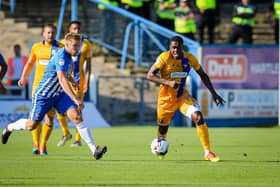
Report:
0,0,15,13
56,0,199,69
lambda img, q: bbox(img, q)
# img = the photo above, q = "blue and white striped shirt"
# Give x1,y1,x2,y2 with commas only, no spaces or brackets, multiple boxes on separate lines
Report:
34,48,73,99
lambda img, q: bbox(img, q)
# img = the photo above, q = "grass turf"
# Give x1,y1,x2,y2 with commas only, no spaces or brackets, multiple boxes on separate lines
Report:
0,126,279,187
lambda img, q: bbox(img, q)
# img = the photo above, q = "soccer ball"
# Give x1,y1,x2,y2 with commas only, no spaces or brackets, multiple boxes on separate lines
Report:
150,137,169,156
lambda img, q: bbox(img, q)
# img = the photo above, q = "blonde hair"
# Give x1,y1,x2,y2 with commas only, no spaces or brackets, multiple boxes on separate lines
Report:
64,33,81,41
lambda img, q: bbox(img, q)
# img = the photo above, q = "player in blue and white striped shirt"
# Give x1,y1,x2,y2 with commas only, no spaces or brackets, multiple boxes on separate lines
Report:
2,33,107,160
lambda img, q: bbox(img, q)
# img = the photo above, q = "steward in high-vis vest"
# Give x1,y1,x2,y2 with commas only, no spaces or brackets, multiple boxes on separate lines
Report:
175,0,196,40
195,0,218,44
98,0,119,10
228,0,256,44
155,0,176,30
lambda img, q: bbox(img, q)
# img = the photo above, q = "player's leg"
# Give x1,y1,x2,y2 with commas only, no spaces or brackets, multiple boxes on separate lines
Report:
154,97,177,159
181,100,220,162
156,97,177,138
56,94,107,160
2,119,41,144
56,113,72,147
31,123,42,154
70,128,82,147
39,108,56,155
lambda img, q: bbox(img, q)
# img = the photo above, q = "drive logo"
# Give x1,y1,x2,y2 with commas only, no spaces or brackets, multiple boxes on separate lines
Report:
204,55,247,81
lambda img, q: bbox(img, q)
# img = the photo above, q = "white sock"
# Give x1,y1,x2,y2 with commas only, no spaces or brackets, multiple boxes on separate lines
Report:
76,122,96,155
7,118,28,131
205,150,210,155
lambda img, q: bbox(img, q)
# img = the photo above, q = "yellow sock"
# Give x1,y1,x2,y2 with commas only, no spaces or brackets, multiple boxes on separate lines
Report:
40,123,53,147
57,113,70,136
74,128,81,141
32,123,42,148
196,123,210,151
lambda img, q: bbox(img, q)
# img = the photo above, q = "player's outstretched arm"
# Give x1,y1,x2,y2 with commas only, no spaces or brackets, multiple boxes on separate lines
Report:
196,67,225,106
18,58,35,87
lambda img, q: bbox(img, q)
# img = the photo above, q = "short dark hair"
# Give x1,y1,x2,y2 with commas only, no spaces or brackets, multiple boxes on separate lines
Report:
68,20,81,29
42,23,56,34
14,44,20,49
170,36,184,45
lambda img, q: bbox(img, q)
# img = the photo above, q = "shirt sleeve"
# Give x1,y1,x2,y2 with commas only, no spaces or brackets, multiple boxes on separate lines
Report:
84,41,92,59
29,45,37,63
55,54,68,72
187,53,201,71
154,53,166,70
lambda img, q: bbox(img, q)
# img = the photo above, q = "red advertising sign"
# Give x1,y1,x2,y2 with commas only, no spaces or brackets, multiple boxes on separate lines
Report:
204,55,247,81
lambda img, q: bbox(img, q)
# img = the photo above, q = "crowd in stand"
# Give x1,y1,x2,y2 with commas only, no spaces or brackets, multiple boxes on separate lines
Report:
98,0,279,45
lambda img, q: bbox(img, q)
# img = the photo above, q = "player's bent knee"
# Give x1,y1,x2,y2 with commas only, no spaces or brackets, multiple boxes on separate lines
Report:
44,116,54,126
191,111,205,126
67,108,83,124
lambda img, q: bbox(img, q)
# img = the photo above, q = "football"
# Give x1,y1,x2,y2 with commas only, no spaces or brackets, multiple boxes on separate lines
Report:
150,137,169,156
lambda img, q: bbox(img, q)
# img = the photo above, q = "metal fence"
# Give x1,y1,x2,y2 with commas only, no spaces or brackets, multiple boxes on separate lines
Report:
95,75,158,126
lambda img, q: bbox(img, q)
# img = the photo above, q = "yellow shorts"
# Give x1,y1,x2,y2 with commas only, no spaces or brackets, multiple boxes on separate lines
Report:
157,93,200,125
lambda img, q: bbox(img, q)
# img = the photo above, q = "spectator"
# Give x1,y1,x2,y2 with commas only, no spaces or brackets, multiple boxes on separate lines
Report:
228,0,256,44
195,0,218,44
174,0,196,40
267,0,280,44
7,44,28,98
0,53,8,95
155,0,177,31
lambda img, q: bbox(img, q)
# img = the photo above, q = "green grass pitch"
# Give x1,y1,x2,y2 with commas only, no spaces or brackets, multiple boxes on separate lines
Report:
0,126,279,187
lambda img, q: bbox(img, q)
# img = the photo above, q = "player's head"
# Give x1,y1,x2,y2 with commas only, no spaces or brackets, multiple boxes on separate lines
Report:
169,36,184,59
13,44,21,57
68,20,81,34
42,23,57,44
64,33,81,56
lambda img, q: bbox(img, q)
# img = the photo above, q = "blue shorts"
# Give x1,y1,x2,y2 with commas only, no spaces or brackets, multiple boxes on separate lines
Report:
30,92,77,122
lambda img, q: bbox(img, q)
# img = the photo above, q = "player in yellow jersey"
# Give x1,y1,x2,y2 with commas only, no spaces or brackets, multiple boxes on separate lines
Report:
146,36,225,162
18,23,68,155
56,20,92,147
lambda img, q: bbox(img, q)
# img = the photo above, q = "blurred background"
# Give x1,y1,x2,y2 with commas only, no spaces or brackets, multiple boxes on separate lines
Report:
0,0,278,127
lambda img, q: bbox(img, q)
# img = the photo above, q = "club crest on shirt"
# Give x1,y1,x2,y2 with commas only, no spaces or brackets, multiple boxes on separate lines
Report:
59,59,65,66
51,50,56,56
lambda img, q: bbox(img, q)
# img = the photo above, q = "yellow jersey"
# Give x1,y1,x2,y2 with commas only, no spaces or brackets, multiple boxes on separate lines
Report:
154,51,200,98
29,41,64,93
60,38,92,92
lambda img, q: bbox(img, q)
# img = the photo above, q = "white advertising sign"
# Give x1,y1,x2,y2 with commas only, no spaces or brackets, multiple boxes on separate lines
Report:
0,100,110,128
197,89,278,119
